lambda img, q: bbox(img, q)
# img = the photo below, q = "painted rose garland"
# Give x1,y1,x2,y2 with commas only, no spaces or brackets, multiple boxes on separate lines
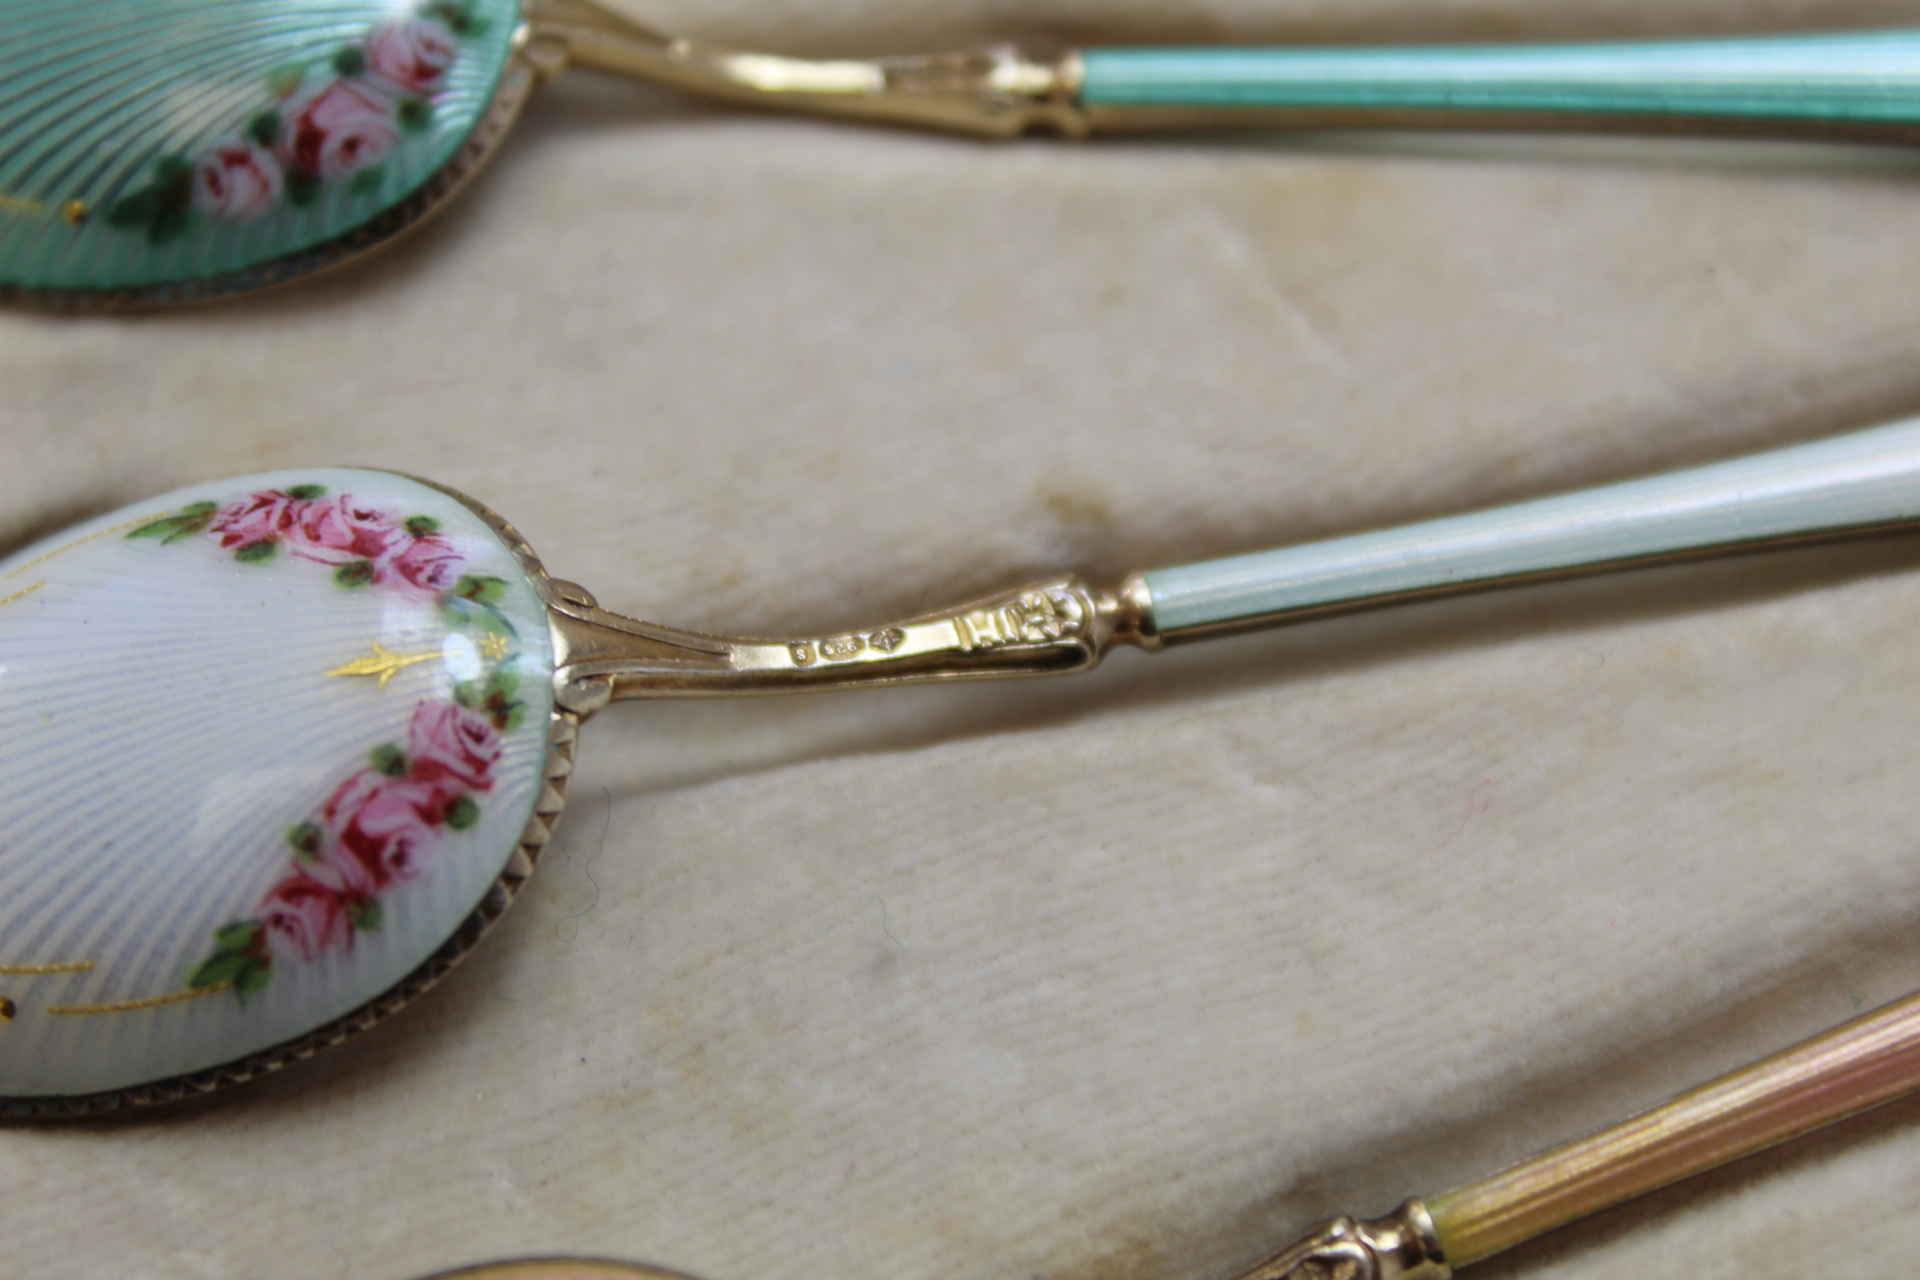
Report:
107,2,486,243
187,674,524,997
128,481,503,610
127,482,526,999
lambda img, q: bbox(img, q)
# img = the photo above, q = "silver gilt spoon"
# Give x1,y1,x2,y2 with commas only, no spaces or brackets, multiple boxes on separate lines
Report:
12,1,1920,305
7,416,1920,1113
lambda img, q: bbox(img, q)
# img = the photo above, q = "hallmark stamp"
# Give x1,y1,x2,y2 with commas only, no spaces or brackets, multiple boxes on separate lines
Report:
955,589,1087,650
819,634,866,661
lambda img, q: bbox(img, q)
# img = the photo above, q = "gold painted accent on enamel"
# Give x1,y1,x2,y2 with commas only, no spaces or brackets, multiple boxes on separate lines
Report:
48,981,230,1015
0,581,43,608
0,195,90,222
4,513,173,578
327,640,445,688
0,961,92,975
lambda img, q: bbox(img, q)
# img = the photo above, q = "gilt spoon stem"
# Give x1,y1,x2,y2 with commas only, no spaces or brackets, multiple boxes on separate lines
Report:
553,416,1920,708
528,3,1920,145
1235,983,1920,1278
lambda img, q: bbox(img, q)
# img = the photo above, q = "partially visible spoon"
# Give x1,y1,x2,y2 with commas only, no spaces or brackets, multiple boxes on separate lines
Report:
406,976,1920,1280
12,2,1920,305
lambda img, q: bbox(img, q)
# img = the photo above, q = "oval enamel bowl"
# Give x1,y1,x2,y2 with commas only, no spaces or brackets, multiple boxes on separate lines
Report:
0,470,568,1113
0,0,528,305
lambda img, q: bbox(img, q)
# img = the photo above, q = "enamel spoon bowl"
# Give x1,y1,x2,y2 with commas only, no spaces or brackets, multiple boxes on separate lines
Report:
0,470,569,1105
13,419,1920,1112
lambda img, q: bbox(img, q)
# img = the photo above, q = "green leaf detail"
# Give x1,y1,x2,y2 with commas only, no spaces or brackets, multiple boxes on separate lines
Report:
397,98,434,134
445,795,480,831
335,560,374,588
286,821,324,859
404,515,442,537
286,169,321,207
246,109,280,148
233,960,272,995
125,502,218,544
187,950,249,990
333,45,366,76
438,595,518,641
106,188,158,229
286,484,327,500
192,917,271,992
152,154,193,188
348,899,384,933
349,165,386,196
233,539,278,564
370,743,409,777
107,153,195,243
265,60,307,99
213,920,264,952
456,669,526,731
425,0,489,36
452,574,507,605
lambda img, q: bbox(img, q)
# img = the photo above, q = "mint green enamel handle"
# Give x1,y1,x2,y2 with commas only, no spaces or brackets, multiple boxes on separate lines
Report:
1080,30,1920,130
1144,418,1920,639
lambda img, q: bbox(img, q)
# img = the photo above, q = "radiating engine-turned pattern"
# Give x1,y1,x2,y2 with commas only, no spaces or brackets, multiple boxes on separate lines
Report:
0,0,519,291
0,468,555,1099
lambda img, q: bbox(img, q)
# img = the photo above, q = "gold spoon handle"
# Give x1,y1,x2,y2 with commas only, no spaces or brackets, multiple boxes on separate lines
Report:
1427,985,1920,1266
523,2,1920,146
520,0,1084,137
1239,985,1920,1278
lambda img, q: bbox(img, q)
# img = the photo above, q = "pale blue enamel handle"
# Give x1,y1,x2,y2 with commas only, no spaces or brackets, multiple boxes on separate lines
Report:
1145,418,1920,639
1080,30,1920,129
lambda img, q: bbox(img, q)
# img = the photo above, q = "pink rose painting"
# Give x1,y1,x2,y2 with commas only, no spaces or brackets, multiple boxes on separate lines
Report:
139,475,531,1003
290,494,405,569
328,772,456,891
191,142,284,221
279,77,401,183
261,873,354,963
135,481,503,602
410,699,502,793
384,532,466,596
186,689,520,997
207,488,304,552
367,18,460,94
107,2,481,241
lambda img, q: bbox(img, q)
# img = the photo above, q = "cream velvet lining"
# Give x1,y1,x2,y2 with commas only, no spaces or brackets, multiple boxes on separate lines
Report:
8,3,1920,1276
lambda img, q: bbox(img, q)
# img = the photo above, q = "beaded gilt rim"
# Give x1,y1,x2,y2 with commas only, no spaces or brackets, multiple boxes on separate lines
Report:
0,478,575,1119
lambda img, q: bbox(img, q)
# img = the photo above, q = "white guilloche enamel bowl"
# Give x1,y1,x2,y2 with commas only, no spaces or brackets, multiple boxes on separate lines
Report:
0,469,571,1112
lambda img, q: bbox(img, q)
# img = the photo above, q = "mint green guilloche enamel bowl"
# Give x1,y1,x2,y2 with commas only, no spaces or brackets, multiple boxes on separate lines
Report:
0,0,522,299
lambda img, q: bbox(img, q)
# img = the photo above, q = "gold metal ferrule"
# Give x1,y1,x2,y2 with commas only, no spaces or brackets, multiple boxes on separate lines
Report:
1234,1200,1450,1280
522,0,1087,138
